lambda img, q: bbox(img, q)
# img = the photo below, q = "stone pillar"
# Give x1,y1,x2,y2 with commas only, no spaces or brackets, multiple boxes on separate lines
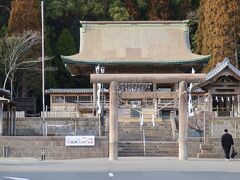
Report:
153,83,157,91
178,81,188,160
13,107,16,136
238,95,240,117
207,93,212,112
93,83,97,116
170,111,177,140
109,81,118,161
0,102,3,135
7,104,10,135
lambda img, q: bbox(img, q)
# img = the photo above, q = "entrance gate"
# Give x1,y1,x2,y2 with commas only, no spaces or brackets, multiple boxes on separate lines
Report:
91,73,206,160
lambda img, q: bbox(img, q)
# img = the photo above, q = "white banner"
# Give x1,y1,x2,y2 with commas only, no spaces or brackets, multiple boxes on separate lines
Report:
188,95,194,117
97,83,101,114
188,68,195,117
65,136,95,146
140,114,144,126
152,114,155,126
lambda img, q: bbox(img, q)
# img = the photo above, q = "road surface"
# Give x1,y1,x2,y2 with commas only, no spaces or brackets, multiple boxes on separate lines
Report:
0,157,239,180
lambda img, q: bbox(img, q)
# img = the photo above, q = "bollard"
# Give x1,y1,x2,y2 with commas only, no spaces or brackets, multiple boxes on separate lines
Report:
43,148,46,160
41,148,46,161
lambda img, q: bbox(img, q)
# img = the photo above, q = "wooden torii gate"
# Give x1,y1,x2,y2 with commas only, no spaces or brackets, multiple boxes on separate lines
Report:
91,74,206,161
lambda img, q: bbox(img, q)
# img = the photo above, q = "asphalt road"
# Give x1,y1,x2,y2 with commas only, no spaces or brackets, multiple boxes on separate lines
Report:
0,157,240,180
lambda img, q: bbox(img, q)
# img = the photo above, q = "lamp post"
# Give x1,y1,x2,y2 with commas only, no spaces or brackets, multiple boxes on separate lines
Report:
95,65,105,136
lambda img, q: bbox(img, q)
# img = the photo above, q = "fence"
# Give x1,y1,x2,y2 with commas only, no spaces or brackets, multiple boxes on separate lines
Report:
3,111,25,118
41,111,79,118
46,121,77,136
3,111,84,118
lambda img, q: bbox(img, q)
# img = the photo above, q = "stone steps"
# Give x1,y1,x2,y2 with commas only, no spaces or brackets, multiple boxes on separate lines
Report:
197,138,240,159
118,121,175,156
197,153,220,158
118,121,174,142
118,141,178,157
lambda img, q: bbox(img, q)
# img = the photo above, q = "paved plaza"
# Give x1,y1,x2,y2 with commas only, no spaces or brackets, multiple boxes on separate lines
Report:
0,157,240,180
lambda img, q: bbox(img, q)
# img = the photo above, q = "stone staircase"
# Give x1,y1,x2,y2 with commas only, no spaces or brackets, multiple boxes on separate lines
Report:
119,141,178,157
119,121,174,141
197,138,240,159
118,121,178,157
197,144,220,158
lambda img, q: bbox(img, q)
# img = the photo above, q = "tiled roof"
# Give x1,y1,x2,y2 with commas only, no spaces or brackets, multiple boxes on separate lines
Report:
62,21,210,67
45,88,93,94
0,88,10,97
206,58,240,80
192,88,205,93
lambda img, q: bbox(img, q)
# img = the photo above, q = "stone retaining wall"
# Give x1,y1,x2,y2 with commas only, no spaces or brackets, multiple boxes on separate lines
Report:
187,137,202,157
209,138,240,158
0,136,108,160
6,117,99,136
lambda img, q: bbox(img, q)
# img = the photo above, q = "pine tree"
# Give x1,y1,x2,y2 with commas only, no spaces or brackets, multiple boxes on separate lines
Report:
8,0,41,34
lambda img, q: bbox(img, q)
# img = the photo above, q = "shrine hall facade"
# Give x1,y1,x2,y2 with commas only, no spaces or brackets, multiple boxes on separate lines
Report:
58,21,240,119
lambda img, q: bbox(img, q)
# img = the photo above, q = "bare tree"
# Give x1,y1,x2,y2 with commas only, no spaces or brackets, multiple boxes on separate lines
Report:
0,31,42,99
188,111,204,136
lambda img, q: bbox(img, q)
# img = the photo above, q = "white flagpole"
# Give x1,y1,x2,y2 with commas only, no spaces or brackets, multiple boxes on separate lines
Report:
41,1,45,136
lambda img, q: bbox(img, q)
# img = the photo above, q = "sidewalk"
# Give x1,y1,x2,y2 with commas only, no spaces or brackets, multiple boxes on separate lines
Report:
0,157,240,173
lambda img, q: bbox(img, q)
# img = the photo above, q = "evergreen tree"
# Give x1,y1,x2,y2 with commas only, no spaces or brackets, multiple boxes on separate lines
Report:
148,0,170,20
54,28,78,88
125,0,140,19
8,0,41,34
195,0,238,72
0,0,11,28
109,0,131,20
136,0,148,20
56,28,76,56
0,26,7,38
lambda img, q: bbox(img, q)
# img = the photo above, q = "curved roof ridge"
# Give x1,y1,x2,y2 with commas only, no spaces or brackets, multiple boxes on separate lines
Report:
80,20,189,25
63,21,210,65
206,58,240,80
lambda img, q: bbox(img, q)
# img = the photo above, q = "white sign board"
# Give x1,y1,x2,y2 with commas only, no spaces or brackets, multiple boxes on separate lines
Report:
65,136,95,146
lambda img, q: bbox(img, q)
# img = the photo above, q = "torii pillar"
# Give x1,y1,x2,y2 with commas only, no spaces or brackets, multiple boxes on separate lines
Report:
109,81,118,160
178,81,188,160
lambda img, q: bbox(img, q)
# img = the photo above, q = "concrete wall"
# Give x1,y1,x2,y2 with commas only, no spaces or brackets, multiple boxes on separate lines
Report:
188,137,202,157
0,136,108,160
208,117,240,138
8,117,99,136
0,136,201,159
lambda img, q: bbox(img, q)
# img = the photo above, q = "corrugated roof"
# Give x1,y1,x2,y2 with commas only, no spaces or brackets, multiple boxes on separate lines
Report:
206,58,240,80
45,88,93,94
62,21,210,67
